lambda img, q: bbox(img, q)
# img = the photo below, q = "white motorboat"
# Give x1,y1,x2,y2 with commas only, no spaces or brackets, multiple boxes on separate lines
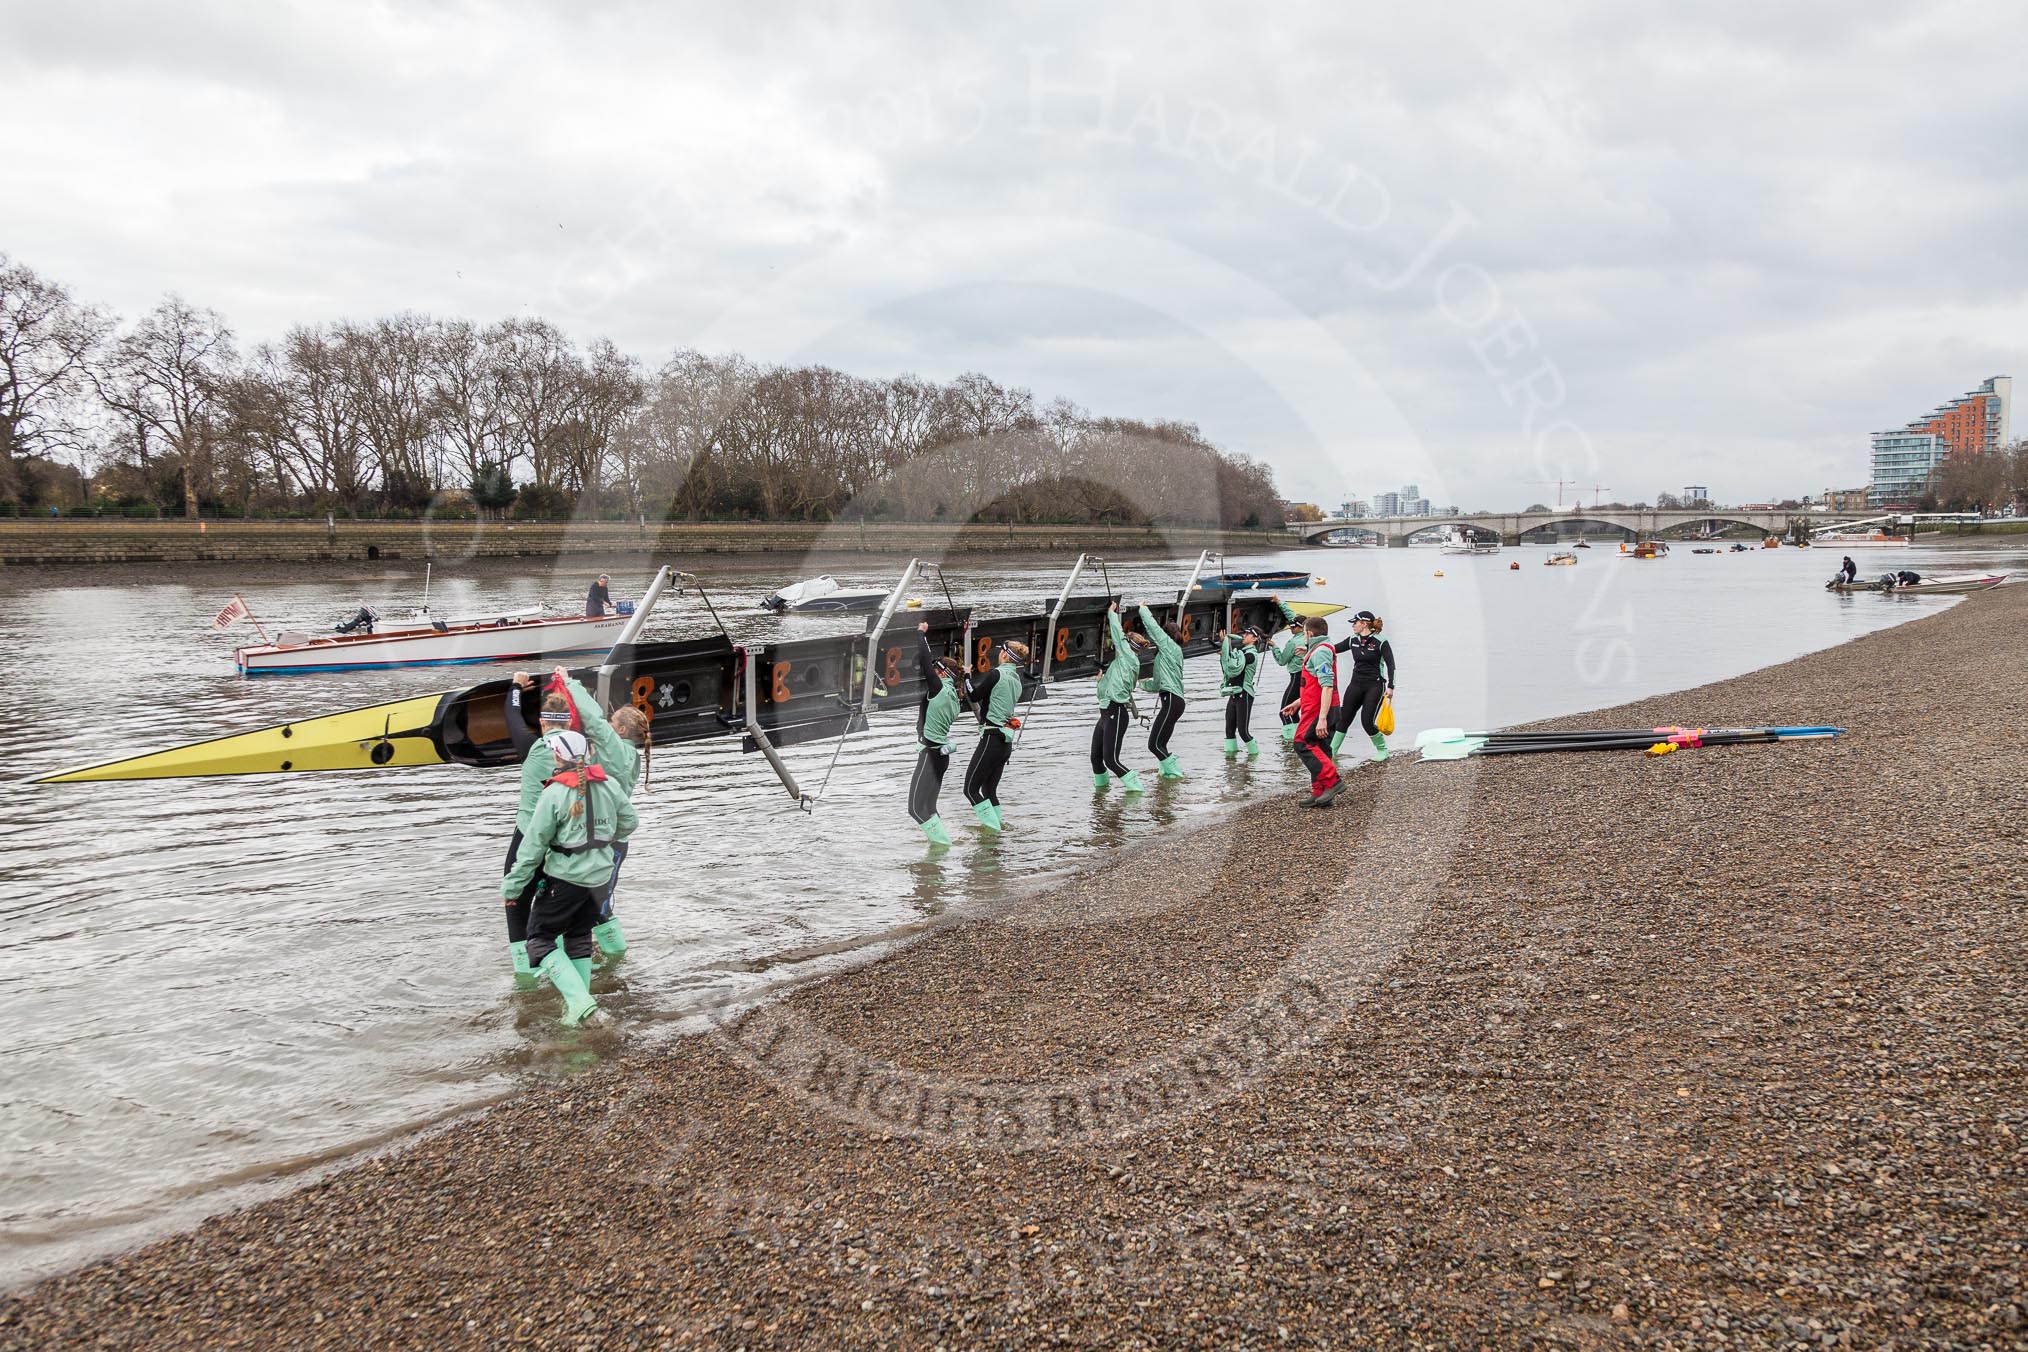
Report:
1437,527,1500,556
235,610,629,675
1814,531,1910,549
760,575,892,613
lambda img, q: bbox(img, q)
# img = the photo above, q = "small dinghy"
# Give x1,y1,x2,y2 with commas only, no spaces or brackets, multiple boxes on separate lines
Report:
1545,552,1577,566
1208,568,1315,590
760,575,892,613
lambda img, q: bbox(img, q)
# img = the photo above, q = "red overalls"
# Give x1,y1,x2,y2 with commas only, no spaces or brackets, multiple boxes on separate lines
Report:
1294,640,1339,795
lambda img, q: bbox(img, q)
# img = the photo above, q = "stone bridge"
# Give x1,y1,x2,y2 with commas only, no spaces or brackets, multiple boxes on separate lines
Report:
1290,508,1870,548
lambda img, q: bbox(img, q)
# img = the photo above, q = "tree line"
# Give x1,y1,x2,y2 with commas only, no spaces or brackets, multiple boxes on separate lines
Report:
0,252,1285,528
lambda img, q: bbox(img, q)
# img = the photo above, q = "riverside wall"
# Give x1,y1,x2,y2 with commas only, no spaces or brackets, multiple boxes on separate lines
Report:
0,520,1296,568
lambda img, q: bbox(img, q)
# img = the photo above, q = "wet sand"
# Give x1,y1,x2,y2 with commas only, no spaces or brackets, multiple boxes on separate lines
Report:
4,585,2024,1349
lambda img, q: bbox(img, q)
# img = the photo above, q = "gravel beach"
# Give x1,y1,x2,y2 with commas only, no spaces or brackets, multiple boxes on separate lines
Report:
4,585,2024,1350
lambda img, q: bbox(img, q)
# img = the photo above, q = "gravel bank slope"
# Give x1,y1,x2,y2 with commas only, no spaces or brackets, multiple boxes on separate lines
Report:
5,586,2025,1350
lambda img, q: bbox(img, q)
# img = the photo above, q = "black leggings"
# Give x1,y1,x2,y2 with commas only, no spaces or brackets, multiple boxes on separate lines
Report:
1147,692,1185,760
1333,678,1387,736
1224,693,1255,744
1278,673,1301,727
502,828,547,943
1091,703,1131,776
964,732,1012,806
527,878,602,968
601,840,629,920
908,743,950,824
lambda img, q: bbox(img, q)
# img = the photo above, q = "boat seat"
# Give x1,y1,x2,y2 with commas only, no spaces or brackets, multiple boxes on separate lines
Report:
277,631,309,645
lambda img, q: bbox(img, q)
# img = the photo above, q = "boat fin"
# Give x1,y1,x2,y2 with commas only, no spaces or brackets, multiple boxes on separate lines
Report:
36,692,452,783
1282,602,1347,620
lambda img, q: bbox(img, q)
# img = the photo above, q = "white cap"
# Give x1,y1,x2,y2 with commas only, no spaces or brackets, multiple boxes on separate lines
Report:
543,729,589,762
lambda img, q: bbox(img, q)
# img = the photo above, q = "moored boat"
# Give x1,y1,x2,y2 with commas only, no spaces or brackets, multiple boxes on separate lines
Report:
1813,531,1910,549
760,575,892,613
1437,527,1500,555
1622,540,1670,559
1208,568,1314,589
1545,552,1577,566
235,611,630,675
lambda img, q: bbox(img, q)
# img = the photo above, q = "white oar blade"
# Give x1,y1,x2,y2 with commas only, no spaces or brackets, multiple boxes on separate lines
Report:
1413,727,1468,750
1417,736,1484,761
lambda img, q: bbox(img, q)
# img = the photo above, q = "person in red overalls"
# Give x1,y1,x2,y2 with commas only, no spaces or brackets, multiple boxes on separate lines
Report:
1281,616,1342,808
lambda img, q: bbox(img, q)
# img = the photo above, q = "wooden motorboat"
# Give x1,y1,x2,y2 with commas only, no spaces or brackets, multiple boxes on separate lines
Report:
1622,541,1670,559
235,611,629,675
1438,528,1500,555
1545,552,1577,566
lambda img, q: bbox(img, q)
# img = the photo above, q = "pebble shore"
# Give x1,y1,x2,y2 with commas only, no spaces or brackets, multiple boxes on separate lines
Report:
4,585,2025,1350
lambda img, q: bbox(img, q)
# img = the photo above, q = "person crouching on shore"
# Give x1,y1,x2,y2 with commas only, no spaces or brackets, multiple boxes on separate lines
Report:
501,729,637,1025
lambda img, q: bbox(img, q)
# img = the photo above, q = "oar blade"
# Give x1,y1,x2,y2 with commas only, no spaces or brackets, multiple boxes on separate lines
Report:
1416,735,1485,761
1413,727,1467,750
36,693,452,783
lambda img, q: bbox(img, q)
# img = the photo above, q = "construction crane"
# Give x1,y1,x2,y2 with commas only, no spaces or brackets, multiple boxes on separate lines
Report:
1589,484,1610,508
1530,478,1577,507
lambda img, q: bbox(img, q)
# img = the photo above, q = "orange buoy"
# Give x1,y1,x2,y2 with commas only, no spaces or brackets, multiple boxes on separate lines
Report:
1434,570,1444,578
1509,561,1519,570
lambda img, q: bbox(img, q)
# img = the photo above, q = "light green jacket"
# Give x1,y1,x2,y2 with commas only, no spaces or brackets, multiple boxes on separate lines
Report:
1219,635,1260,696
502,773,639,897
1096,610,1139,707
983,656,1022,741
923,676,961,747
1135,605,1184,697
565,676,642,797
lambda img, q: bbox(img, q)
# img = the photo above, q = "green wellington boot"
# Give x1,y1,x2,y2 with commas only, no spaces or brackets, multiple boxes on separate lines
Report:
1092,771,1110,790
1246,738,1262,759
537,948,599,1026
509,940,535,981
591,918,627,957
1222,737,1238,755
1329,729,1347,755
1158,756,1184,780
571,955,595,991
973,801,1003,832
1120,770,1147,794
921,814,952,847
1369,732,1390,762
1281,723,1296,743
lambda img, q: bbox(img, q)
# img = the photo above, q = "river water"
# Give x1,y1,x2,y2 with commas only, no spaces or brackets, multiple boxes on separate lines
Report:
2,537,2019,1284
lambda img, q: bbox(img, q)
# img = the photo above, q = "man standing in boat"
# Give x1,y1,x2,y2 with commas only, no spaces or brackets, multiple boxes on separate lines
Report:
584,574,614,616
1840,555,1858,584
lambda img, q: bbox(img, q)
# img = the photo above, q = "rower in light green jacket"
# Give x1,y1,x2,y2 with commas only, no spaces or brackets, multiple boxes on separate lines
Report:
561,672,645,958
1218,626,1264,758
1135,604,1188,779
1091,603,1146,793
962,639,1030,831
1270,605,1307,742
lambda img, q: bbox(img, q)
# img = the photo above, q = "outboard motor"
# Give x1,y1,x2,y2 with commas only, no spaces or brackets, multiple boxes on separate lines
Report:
335,606,380,635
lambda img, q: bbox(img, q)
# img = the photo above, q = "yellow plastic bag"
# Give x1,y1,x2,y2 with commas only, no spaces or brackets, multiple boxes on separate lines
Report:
1375,694,1395,735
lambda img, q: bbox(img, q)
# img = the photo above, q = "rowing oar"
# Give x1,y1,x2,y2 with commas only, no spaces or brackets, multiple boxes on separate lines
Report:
1417,726,1842,761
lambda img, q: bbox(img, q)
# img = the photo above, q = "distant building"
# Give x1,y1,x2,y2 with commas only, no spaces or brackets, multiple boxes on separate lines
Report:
1403,498,1430,517
1373,491,1401,517
1870,376,2012,508
1335,498,1369,519
1823,485,1870,512
1683,485,1709,504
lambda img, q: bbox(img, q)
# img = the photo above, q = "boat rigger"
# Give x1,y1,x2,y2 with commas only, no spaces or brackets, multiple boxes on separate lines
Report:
38,556,1317,788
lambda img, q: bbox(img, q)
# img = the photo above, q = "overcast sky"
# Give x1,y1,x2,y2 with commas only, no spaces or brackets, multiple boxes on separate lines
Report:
4,0,2024,509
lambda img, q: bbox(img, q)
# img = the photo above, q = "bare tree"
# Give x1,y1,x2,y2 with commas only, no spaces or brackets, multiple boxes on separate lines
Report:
0,253,114,500
99,297,237,517
431,318,510,498
491,317,579,496
344,313,441,510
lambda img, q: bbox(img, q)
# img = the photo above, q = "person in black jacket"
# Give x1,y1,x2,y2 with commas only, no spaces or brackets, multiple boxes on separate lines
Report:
584,574,614,616
1330,610,1395,760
